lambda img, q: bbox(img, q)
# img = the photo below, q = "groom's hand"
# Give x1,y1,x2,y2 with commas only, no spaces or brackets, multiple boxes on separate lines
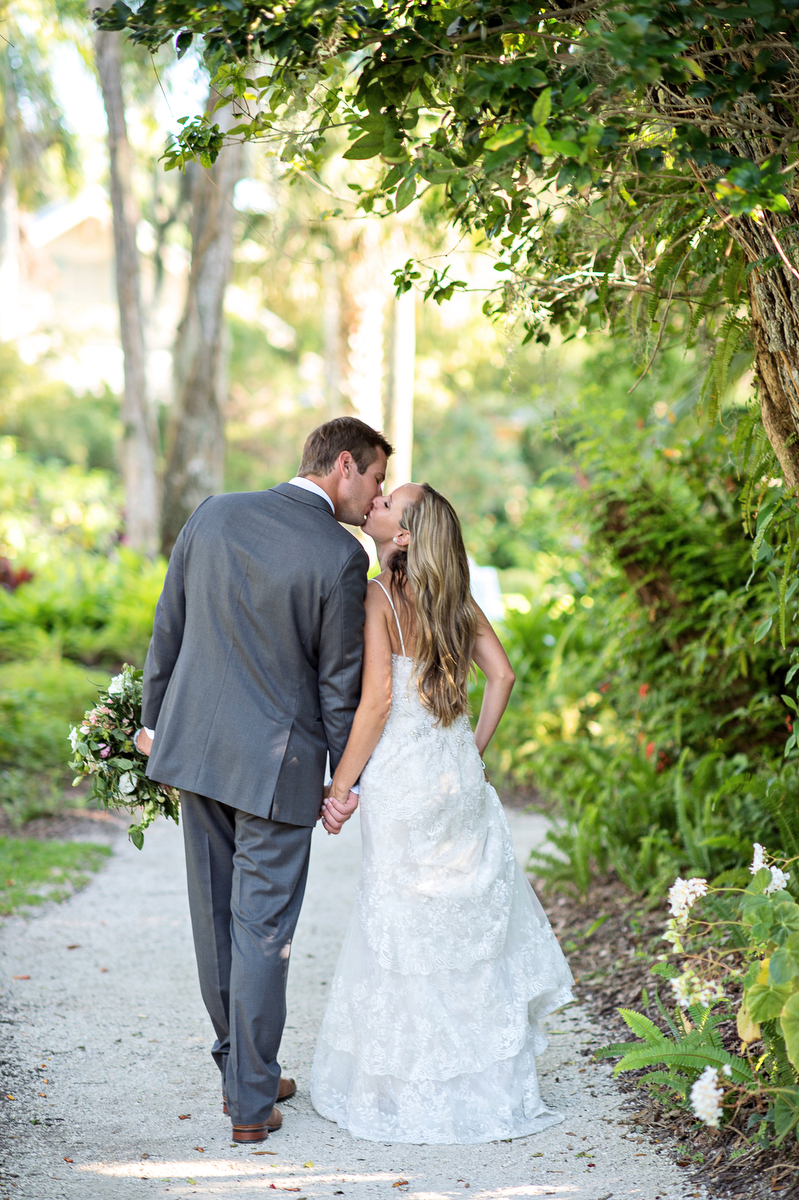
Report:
135,728,153,756
320,790,359,835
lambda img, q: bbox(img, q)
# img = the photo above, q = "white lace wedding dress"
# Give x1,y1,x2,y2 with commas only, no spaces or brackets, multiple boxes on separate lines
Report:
310,583,574,1144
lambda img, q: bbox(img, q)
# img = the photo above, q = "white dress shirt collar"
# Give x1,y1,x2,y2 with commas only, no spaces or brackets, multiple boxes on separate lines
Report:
288,475,335,513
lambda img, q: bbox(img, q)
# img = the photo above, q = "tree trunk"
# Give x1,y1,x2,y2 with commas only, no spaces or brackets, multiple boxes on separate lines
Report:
0,160,19,342
387,287,415,488
0,49,20,343
747,257,799,492
321,257,343,415
340,221,387,431
95,24,160,555
160,111,244,556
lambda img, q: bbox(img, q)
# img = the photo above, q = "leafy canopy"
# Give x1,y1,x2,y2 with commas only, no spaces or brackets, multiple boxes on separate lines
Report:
96,0,799,354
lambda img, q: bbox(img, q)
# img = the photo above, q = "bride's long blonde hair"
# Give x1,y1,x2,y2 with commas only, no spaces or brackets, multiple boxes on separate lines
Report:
389,483,479,726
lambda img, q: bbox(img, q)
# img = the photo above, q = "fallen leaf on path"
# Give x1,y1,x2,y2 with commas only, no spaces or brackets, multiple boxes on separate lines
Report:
269,1184,300,1191
100,968,108,973
64,1158,73,1163
194,1147,204,1153
392,1181,409,1188
6,1095,15,1100
12,975,29,980
178,1113,191,1119
303,1161,314,1168
251,1150,277,1156
66,944,81,950
188,1180,197,1186
38,1093,46,1098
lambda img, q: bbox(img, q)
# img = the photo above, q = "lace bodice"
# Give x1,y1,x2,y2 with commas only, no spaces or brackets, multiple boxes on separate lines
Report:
358,655,514,976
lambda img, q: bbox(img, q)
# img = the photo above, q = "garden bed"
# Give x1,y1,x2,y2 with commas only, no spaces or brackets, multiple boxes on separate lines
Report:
537,875,799,1199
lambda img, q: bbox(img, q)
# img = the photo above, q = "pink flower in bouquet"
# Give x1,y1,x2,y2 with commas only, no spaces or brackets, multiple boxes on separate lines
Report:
99,745,111,758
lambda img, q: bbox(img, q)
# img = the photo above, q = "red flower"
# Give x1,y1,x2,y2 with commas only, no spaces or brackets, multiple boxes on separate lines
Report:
645,741,655,760
0,557,33,592
638,683,650,698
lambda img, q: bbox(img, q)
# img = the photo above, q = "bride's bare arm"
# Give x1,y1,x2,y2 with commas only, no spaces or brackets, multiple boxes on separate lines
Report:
324,584,394,820
472,607,515,758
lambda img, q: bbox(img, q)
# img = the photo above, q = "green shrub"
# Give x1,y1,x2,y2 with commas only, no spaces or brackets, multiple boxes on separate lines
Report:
599,847,799,1147
0,345,119,471
0,441,165,667
0,658,110,824
480,349,797,899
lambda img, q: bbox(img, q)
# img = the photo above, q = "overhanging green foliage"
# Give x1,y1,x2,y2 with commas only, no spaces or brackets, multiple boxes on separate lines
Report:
96,0,799,362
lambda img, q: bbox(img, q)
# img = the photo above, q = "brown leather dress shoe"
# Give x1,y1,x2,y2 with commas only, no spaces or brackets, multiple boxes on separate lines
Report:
222,1077,296,1116
231,1107,282,1143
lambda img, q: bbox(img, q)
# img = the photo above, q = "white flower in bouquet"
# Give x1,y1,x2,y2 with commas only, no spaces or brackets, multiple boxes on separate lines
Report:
68,663,179,848
750,842,766,874
668,876,708,921
764,866,791,896
690,1065,724,1128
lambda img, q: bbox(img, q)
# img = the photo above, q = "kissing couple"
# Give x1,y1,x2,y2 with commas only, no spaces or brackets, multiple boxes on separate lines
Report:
136,416,573,1146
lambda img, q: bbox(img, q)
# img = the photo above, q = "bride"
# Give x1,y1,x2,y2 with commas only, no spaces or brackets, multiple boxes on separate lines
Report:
311,482,574,1144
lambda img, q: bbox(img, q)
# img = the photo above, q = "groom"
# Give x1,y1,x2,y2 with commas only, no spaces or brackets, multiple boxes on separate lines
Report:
136,417,391,1142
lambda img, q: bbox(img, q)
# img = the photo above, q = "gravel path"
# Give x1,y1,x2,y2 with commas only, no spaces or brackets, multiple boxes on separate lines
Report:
0,809,704,1200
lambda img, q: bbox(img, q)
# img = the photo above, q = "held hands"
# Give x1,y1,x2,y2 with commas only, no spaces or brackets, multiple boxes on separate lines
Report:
320,786,359,835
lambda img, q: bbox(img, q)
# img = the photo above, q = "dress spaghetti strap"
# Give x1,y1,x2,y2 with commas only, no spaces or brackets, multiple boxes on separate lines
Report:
370,578,407,657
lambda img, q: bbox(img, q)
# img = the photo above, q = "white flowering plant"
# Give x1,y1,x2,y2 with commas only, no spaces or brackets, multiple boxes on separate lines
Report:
600,845,799,1149
68,665,179,849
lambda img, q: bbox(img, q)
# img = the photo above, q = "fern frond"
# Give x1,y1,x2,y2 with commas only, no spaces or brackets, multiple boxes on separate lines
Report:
617,1008,668,1044
639,1068,692,1098
613,1043,753,1083
650,987,680,1038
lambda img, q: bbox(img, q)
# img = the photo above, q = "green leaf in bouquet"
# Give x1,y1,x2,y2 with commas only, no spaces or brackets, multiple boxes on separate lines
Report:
129,826,145,851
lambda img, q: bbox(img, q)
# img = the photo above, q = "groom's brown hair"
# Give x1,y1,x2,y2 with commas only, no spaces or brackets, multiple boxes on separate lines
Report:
299,417,393,477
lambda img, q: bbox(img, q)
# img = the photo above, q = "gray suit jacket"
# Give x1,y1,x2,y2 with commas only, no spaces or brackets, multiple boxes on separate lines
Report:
141,483,369,826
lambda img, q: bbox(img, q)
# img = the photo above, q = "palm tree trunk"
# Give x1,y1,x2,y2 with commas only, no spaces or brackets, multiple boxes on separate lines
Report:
160,109,243,556
95,23,160,554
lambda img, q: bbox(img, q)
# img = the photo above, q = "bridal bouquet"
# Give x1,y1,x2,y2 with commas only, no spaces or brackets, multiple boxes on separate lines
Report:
68,664,179,849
